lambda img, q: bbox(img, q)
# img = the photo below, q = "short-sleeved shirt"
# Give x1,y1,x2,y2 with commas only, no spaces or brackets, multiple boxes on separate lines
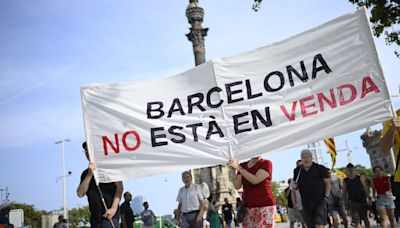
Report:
294,163,329,210
80,169,120,225
120,201,135,228
53,222,68,228
141,209,154,226
222,203,233,220
176,183,205,213
330,173,342,197
241,159,276,208
373,176,391,195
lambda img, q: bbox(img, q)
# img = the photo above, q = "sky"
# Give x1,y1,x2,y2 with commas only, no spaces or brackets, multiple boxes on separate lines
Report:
0,0,399,216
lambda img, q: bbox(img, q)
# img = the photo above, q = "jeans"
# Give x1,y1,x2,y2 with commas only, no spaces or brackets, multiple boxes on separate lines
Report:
91,217,120,228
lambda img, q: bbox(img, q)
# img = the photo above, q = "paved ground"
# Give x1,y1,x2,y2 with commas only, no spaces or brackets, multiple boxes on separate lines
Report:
274,219,399,228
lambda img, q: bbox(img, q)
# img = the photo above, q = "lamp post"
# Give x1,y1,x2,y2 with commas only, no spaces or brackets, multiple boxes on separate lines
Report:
55,139,71,219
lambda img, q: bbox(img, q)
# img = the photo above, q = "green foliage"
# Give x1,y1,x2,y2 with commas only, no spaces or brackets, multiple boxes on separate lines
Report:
252,0,400,57
336,164,374,186
10,203,49,228
68,206,90,228
348,0,400,57
271,181,287,207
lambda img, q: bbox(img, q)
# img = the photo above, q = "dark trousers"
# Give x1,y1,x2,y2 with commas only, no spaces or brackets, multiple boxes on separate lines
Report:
181,211,203,228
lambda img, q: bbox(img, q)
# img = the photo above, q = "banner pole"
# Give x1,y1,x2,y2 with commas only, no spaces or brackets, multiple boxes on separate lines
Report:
87,141,116,228
95,179,116,228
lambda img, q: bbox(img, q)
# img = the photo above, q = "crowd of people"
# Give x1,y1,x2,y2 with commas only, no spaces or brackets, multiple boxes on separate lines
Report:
70,116,399,228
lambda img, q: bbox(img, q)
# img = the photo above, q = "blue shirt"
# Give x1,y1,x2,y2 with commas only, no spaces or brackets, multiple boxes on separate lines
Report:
141,209,154,226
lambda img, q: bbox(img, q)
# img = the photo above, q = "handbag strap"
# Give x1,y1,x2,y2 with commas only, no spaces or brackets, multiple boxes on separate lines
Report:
295,167,302,182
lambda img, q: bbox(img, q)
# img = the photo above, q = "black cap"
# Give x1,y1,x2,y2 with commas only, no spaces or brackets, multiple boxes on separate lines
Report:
82,141,87,149
346,163,354,168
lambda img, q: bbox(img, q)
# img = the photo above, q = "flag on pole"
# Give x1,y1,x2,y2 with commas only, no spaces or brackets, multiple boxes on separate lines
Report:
324,138,337,169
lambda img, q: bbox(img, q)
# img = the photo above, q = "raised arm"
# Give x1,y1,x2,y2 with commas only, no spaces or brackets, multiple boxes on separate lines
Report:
77,162,95,198
381,117,400,153
229,159,269,185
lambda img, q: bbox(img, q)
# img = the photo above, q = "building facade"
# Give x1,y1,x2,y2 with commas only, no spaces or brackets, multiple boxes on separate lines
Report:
361,127,395,173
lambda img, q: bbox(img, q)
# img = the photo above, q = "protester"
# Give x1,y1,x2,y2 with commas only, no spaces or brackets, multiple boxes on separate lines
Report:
372,165,396,228
77,141,123,228
291,149,330,228
120,192,135,228
221,198,234,228
53,215,68,228
206,196,221,228
141,202,156,228
285,178,306,228
343,163,370,228
175,171,206,228
327,170,348,228
234,197,242,228
381,114,400,222
229,156,276,228
0,203,13,228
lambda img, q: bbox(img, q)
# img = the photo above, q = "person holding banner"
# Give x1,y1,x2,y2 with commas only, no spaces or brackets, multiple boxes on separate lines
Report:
291,149,330,228
77,142,123,228
381,114,400,222
175,171,206,228
229,156,276,228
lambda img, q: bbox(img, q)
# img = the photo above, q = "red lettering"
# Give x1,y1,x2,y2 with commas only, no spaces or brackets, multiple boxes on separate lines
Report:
338,84,356,105
361,76,380,98
300,95,318,117
122,130,141,151
102,134,120,156
317,89,337,112
280,101,298,121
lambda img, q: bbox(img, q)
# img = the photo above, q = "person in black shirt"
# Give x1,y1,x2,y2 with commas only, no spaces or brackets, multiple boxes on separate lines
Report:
77,142,123,228
222,198,234,228
292,149,330,228
120,192,135,228
343,163,370,228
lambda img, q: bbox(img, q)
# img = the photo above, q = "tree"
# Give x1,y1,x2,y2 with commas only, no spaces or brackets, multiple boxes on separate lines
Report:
252,0,400,58
271,181,287,207
68,206,90,228
10,203,49,228
336,164,374,186
349,0,400,58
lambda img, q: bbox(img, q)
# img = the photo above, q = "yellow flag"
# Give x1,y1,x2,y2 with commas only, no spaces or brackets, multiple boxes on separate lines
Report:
324,138,337,169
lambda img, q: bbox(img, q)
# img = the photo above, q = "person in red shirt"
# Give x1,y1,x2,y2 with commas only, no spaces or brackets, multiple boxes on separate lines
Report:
229,156,276,228
372,165,396,228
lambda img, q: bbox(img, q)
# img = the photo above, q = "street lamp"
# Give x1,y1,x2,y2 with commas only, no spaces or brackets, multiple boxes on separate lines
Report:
55,139,71,219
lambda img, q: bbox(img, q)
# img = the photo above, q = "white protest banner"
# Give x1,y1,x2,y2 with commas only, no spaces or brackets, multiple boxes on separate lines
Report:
81,8,393,182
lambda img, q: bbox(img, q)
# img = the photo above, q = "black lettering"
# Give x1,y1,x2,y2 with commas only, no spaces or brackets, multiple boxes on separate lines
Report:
233,112,251,134
264,71,285,92
150,127,168,147
225,81,244,104
167,98,185,118
287,61,309,86
245,79,262,99
187,93,206,114
206,87,223,108
251,107,272,130
312,53,332,79
206,119,225,140
186,123,203,142
147,101,164,119
168,126,186,143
